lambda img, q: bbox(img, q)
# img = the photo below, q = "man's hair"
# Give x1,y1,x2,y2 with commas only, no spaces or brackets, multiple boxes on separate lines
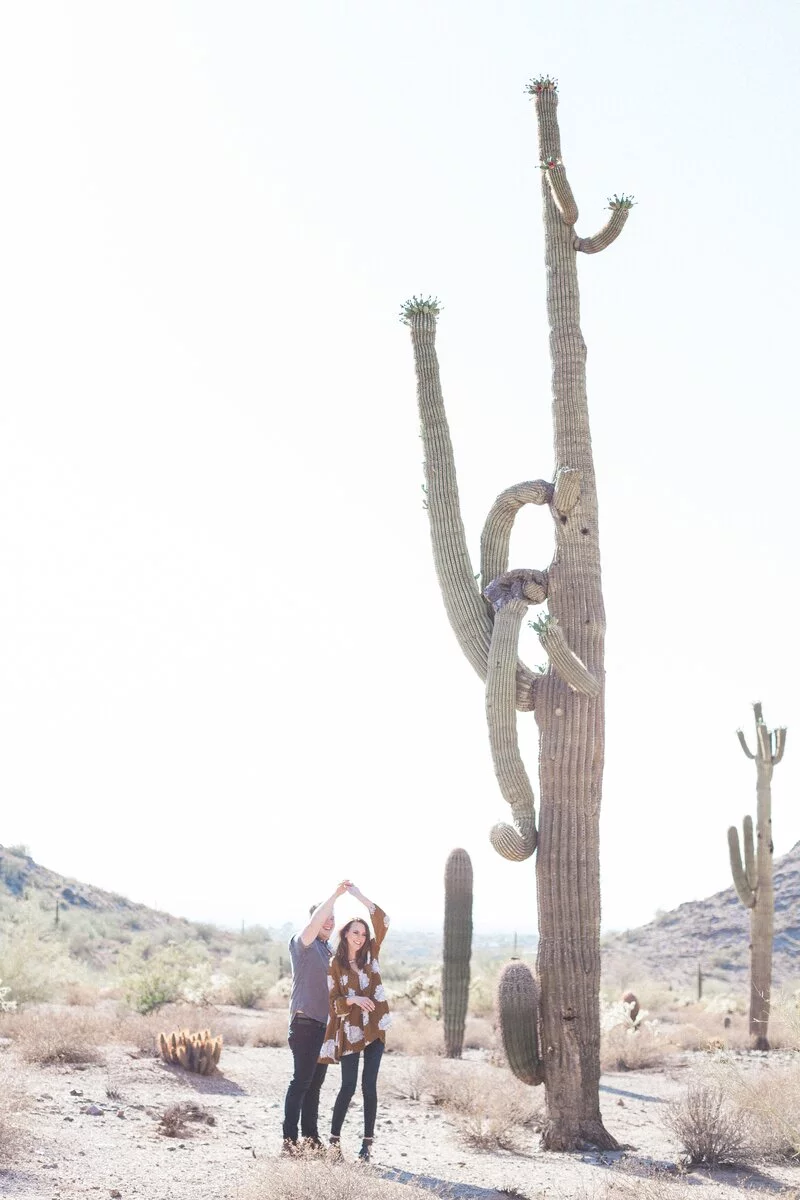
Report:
309,903,322,917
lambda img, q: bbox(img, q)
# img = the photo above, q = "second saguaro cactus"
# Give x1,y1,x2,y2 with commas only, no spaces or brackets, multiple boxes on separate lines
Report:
404,76,632,1150
442,848,473,1058
728,701,786,1050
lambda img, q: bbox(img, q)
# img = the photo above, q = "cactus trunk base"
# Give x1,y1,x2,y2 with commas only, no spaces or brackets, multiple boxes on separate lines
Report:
542,1115,620,1153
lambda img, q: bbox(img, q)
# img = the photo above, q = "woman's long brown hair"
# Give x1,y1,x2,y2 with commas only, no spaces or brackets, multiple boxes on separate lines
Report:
334,919,371,973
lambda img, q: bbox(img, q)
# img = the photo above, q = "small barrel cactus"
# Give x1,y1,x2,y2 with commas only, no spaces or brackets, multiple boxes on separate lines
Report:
442,848,473,1058
497,960,543,1086
159,1029,222,1075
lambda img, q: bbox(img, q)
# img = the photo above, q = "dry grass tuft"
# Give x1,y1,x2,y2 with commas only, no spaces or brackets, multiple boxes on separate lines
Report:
384,1010,443,1057
601,1021,668,1072
0,1055,27,1164
390,1055,542,1149
245,1153,435,1198
246,1010,288,1048
3,1009,109,1065
715,1060,800,1159
158,1101,216,1138
665,1081,748,1166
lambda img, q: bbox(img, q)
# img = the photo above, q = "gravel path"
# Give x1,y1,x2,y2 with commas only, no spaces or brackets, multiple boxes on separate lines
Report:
1,1044,798,1199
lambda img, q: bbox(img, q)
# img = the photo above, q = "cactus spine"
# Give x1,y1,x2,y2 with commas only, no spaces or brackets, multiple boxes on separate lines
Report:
159,1029,222,1075
404,78,631,1150
442,848,473,1058
728,702,786,1050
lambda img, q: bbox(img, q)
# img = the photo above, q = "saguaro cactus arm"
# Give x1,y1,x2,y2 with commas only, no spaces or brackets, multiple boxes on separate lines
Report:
574,197,634,255
737,728,756,759
531,614,601,697
404,299,540,712
728,820,756,908
772,727,787,765
484,572,544,861
480,481,553,603
528,77,631,258
497,960,543,1086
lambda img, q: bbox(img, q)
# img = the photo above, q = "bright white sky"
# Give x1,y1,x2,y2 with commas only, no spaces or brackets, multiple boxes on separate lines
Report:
1,2,798,942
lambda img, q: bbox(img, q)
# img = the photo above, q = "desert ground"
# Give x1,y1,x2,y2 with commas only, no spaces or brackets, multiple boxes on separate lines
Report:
1,1004,799,1200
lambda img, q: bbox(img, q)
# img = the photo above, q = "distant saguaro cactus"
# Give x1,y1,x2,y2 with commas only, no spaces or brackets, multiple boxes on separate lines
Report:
728,701,786,1050
442,848,473,1058
403,76,631,1149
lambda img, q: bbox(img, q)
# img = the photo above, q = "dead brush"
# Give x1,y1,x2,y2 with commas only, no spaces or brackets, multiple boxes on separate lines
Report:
665,1081,749,1166
0,1056,27,1164
601,1021,668,1072
5,1009,108,1065
159,1028,222,1075
443,1065,543,1150
246,1010,287,1048
244,1154,433,1199
715,1060,800,1159
384,1009,443,1057
158,1101,216,1138
389,1055,448,1102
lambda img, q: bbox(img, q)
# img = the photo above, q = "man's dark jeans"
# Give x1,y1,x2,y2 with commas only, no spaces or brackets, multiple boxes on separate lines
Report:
283,1015,328,1143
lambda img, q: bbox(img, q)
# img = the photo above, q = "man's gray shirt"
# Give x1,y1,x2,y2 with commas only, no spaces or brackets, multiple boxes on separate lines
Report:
288,934,331,1025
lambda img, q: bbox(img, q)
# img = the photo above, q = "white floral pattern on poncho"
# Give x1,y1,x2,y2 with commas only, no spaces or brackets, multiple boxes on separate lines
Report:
318,906,391,1064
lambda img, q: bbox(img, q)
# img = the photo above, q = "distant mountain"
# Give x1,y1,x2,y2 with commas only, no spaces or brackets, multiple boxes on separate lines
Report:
602,840,800,989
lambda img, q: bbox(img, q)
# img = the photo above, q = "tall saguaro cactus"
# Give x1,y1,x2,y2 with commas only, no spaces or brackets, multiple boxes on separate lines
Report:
403,78,632,1150
728,702,786,1050
442,848,473,1058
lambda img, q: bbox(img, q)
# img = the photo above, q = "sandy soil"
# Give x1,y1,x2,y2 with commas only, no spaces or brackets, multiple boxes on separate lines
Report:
1,1041,799,1200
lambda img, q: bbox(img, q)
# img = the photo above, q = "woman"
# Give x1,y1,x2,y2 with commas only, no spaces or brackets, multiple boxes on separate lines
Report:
319,883,391,1162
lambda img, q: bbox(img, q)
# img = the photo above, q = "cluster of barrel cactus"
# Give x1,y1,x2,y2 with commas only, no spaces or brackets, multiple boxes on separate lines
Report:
442,848,473,1058
159,1029,222,1075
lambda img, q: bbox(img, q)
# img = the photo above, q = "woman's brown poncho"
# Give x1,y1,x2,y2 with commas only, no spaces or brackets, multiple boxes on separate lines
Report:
319,906,391,1064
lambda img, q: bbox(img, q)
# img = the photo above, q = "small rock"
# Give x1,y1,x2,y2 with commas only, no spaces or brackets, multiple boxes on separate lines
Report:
82,1104,103,1116
69,1089,83,1097
110,1191,122,1198
63,1116,74,1122
616,1098,625,1106
400,1151,407,1157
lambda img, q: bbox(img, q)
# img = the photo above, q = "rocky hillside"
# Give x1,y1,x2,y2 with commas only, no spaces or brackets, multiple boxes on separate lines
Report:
0,844,194,934
603,840,800,989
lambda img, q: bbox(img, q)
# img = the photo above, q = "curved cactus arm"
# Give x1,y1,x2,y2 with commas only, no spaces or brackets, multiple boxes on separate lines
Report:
574,198,633,255
772,727,787,765
737,728,755,760
527,80,578,228
480,481,553,596
497,960,544,1086
404,302,490,680
533,616,601,698
728,825,756,908
483,579,540,862
404,301,540,712
743,814,756,891
480,483,551,713
756,721,771,763
552,466,581,516
542,162,579,226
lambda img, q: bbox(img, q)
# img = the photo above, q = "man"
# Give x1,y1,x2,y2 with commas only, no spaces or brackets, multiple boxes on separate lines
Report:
282,880,350,1151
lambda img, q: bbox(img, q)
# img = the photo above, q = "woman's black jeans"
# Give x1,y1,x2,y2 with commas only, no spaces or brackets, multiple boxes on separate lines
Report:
331,1038,384,1139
